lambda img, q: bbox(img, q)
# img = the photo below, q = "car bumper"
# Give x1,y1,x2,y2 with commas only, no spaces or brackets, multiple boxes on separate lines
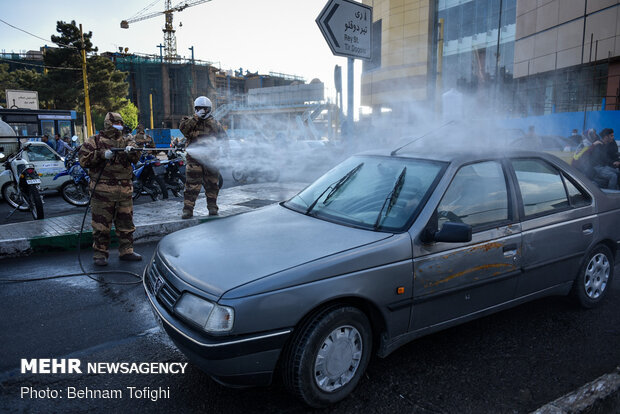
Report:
143,265,292,387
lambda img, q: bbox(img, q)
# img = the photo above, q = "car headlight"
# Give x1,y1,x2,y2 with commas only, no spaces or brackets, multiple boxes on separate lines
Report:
174,292,234,333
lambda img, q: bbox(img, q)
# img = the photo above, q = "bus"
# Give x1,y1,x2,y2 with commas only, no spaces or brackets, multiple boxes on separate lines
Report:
0,108,77,139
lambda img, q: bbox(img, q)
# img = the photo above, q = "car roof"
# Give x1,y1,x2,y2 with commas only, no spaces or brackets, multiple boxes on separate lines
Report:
357,145,560,165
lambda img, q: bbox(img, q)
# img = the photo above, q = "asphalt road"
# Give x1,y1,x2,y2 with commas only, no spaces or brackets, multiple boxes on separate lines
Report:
0,242,619,413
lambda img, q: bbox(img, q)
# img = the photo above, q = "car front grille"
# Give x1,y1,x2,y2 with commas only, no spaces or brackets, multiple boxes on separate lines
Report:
146,258,181,312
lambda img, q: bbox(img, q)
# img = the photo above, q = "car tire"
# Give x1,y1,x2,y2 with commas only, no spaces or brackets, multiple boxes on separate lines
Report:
571,244,614,308
282,306,372,408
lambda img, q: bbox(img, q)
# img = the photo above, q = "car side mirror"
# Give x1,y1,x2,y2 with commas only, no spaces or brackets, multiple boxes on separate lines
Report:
422,222,472,243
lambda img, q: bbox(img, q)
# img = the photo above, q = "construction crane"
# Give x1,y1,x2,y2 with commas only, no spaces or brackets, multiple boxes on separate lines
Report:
121,0,212,61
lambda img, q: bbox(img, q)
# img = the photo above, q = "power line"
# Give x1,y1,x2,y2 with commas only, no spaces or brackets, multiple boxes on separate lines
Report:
0,18,79,50
0,57,82,71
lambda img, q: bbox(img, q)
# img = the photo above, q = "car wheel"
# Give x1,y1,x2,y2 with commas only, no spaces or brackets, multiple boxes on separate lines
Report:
572,244,614,308
282,306,372,408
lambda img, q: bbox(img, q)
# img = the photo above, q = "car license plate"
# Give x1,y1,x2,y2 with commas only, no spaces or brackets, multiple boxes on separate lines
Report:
26,179,41,185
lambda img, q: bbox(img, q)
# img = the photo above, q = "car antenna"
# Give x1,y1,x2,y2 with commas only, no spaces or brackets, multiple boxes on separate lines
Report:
390,120,456,156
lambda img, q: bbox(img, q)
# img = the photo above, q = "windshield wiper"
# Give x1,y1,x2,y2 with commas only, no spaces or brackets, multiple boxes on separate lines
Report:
374,166,407,229
305,162,364,215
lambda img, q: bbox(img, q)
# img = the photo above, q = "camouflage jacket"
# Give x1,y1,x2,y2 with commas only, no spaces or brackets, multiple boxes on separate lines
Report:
179,115,227,146
134,132,155,148
79,132,139,186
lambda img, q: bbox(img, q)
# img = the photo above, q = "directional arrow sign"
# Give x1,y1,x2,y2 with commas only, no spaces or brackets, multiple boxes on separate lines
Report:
316,0,372,60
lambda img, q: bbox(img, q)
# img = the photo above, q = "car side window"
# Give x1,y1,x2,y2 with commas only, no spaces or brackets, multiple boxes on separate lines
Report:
437,161,509,229
26,145,59,162
511,159,569,216
563,174,591,207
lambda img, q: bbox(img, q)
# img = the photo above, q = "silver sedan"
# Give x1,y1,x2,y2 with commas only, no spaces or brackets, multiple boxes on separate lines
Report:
144,148,619,407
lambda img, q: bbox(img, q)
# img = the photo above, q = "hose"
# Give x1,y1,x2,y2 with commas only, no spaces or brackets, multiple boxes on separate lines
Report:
1,150,150,285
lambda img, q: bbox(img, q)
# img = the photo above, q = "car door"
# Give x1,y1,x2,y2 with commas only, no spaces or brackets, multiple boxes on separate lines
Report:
509,158,595,296
411,160,522,331
23,144,66,190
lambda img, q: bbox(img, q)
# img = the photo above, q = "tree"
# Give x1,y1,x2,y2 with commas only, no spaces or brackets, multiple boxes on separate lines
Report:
40,21,128,115
0,64,42,106
118,100,139,130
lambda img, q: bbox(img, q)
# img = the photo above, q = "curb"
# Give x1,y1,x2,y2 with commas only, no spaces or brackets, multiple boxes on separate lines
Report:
532,367,620,414
0,216,219,259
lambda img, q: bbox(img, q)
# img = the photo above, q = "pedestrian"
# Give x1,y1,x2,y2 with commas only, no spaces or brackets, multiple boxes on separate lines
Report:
78,112,142,266
179,95,228,218
53,133,62,153
590,128,620,190
56,135,72,157
568,128,581,147
41,134,53,149
134,124,155,148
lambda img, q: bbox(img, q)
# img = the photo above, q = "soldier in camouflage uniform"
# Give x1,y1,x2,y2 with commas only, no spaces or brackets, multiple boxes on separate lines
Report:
134,124,155,148
179,96,228,219
79,112,142,266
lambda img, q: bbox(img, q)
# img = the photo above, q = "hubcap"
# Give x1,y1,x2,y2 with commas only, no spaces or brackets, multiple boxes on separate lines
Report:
584,253,610,299
314,325,363,392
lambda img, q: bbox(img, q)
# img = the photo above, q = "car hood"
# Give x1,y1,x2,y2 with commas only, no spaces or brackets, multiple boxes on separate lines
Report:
157,204,392,298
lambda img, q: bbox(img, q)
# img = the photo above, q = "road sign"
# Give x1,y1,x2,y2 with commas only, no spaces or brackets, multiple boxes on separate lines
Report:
5,90,39,110
316,0,372,60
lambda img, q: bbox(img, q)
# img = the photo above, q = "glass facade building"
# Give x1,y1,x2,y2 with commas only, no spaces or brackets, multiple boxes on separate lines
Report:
438,0,516,93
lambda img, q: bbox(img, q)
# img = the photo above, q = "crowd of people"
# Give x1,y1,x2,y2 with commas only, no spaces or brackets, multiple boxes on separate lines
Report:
571,127,619,190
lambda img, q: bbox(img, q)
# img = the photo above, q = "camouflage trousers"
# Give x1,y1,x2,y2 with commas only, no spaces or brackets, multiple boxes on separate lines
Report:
90,182,135,259
183,155,220,214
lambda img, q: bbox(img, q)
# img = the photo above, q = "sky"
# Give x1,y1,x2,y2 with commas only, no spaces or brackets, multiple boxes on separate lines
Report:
1,0,363,113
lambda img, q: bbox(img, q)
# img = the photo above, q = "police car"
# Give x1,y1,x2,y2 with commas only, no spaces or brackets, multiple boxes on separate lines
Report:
0,141,71,199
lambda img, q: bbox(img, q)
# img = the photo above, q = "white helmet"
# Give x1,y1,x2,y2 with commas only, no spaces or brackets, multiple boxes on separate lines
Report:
194,96,212,119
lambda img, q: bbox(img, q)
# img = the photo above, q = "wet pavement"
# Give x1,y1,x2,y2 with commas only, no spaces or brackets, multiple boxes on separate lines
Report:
0,181,307,259
0,183,620,414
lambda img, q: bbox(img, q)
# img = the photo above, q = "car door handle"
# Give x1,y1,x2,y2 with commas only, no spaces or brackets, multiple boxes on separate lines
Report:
503,244,518,257
582,224,593,235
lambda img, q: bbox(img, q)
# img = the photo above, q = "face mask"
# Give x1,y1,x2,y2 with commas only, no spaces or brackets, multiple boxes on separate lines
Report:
195,108,209,119
112,125,124,131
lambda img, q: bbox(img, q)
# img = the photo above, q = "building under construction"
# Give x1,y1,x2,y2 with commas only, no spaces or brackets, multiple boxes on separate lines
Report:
107,52,312,129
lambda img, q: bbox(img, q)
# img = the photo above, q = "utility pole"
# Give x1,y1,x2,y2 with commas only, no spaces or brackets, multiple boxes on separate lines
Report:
436,18,444,117
79,24,93,137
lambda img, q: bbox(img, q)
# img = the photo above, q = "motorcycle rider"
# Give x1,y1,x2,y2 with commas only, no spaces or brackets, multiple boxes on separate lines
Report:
179,96,228,218
79,112,142,266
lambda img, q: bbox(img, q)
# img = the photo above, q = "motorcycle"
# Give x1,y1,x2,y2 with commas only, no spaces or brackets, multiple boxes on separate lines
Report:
0,143,45,220
232,164,280,184
53,145,90,207
160,147,186,197
132,153,168,201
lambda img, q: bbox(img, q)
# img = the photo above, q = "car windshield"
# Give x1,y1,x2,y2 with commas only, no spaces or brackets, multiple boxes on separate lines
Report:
285,155,446,232
26,145,58,161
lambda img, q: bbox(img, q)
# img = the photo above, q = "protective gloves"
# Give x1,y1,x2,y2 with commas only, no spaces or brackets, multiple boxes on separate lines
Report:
125,146,134,153
104,150,114,160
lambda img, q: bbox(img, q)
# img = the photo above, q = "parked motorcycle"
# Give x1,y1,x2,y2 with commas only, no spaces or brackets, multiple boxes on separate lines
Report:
232,164,280,184
0,143,45,220
160,148,186,197
132,154,168,201
53,145,90,207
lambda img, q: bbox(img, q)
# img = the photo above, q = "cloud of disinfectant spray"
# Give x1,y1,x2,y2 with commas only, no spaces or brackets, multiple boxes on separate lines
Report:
184,77,552,187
